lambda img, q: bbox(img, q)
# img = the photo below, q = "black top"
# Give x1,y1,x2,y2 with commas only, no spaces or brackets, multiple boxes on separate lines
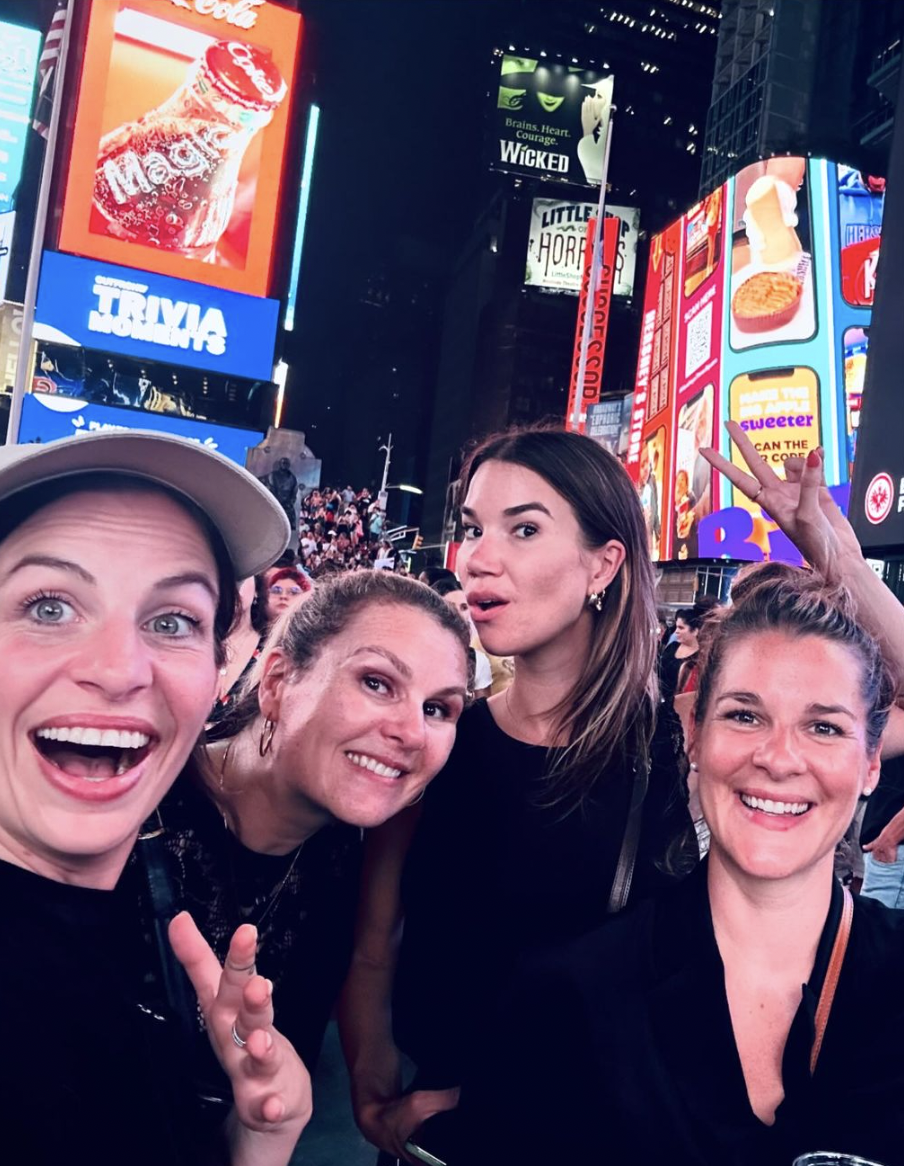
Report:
658,639,683,703
862,755,904,847
0,858,209,1166
460,859,904,1166
394,699,695,1087
123,772,362,1103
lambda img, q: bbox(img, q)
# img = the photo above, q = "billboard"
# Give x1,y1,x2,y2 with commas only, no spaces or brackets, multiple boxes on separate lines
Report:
34,250,280,380
492,53,613,187
565,216,618,433
586,394,632,459
0,19,42,212
628,158,882,564
57,0,302,298
19,390,263,466
525,198,639,297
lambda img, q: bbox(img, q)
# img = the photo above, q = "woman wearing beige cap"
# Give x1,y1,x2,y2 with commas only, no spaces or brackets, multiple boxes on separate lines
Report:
0,431,310,1166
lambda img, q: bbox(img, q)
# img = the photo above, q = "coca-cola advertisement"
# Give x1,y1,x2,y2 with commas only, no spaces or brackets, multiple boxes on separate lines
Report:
59,0,302,298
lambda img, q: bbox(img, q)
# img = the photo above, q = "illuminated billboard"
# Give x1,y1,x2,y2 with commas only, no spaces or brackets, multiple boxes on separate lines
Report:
20,391,263,466
34,250,280,380
58,0,302,298
0,19,41,212
492,53,613,187
525,198,639,297
627,158,882,564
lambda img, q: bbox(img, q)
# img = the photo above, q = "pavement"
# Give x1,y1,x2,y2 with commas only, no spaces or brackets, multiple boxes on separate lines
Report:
292,1021,375,1166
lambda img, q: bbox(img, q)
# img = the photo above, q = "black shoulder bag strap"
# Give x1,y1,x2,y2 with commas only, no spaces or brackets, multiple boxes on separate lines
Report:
606,756,650,915
137,810,197,1036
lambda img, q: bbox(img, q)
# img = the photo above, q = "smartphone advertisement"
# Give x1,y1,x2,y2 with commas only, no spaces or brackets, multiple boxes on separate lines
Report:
58,0,302,298
629,157,882,564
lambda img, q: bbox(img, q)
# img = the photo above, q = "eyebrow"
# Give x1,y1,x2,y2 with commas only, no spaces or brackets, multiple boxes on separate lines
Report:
716,692,856,719
350,646,468,701
154,573,219,603
2,554,95,584
715,691,760,705
807,702,856,718
350,645,413,680
460,502,553,520
3,557,217,602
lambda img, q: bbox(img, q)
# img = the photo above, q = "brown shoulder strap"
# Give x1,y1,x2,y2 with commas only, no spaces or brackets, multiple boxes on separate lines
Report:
809,884,854,1075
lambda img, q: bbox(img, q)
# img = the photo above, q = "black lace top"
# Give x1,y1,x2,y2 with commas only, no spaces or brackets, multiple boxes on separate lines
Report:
123,772,362,1100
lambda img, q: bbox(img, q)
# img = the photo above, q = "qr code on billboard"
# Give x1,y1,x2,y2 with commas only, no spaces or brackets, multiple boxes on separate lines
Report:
685,302,713,378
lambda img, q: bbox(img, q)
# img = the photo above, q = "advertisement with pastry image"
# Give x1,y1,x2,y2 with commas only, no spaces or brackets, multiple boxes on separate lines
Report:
729,157,816,351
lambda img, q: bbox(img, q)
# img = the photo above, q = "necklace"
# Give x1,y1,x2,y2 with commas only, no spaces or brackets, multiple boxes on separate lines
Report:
217,734,304,949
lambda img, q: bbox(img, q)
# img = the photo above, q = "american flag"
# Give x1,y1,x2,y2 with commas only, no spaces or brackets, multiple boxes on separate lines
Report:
31,2,68,141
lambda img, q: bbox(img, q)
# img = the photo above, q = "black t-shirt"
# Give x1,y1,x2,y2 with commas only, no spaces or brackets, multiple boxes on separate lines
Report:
0,858,209,1166
861,755,904,848
461,860,904,1166
123,772,362,1102
394,699,695,1086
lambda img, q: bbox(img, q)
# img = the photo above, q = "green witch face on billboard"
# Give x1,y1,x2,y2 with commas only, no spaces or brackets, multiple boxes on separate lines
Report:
493,54,613,187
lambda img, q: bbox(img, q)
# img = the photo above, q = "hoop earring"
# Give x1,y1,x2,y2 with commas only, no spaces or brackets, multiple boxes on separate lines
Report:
408,789,426,807
258,718,276,758
587,589,606,612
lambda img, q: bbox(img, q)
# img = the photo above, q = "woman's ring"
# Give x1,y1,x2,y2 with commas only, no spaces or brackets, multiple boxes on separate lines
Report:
231,1021,247,1049
751,484,764,502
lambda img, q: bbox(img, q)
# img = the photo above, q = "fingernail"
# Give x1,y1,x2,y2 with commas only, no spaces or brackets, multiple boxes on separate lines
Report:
806,449,820,468
264,1031,273,1052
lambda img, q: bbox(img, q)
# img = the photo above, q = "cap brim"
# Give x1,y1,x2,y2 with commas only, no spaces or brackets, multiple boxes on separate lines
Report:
0,431,290,578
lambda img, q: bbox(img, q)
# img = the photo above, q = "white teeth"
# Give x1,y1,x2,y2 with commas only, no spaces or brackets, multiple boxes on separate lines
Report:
35,726,150,749
346,752,403,779
740,793,810,816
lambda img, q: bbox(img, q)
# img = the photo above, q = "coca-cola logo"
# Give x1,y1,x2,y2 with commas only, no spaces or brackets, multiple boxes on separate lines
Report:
170,0,266,31
227,42,283,101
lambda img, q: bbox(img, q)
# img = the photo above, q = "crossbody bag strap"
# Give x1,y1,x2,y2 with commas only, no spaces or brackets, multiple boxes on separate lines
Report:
137,809,197,1036
607,758,650,915
809,884,854,1076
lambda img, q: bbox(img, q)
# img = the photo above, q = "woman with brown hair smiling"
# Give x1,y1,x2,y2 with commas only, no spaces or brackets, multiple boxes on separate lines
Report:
340,427,697,1163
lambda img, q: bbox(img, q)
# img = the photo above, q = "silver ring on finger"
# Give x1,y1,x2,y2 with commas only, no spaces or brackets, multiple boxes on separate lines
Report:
751,484,764,502
231,1021,247,1050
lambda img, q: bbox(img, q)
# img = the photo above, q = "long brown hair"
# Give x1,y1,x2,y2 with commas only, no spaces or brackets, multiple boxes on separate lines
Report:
460,426,659,808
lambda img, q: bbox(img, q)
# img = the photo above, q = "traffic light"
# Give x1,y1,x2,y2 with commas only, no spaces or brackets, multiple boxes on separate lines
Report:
412,533,424,550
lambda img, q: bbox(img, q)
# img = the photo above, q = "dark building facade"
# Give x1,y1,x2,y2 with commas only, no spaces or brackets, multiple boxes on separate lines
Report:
420,0,722,542
701,0,904,195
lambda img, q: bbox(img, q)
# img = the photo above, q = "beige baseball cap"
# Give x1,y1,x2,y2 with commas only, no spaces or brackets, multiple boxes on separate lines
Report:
0,430,290,578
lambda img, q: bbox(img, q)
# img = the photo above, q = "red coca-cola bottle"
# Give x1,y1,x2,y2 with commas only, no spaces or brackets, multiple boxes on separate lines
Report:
92,40,288,258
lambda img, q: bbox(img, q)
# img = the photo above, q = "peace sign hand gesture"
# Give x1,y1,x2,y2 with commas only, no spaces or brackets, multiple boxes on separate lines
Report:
700,420,861,580
169,913,312,1164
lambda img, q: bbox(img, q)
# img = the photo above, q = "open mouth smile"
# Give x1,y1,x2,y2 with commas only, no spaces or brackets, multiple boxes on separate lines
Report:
738,792,812,817
32,724,155,793
345,751,406,780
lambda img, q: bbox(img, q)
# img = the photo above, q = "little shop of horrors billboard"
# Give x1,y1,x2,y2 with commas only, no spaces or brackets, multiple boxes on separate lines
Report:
491,52,613,187
626,157,883,565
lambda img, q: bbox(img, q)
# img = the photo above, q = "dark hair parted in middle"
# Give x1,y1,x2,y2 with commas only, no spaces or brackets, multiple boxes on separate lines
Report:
460,425,659,808
694,562,895,756
210,569,473,742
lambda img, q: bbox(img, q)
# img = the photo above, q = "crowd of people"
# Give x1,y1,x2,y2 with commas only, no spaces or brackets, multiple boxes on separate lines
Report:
296,485,404,577
2,419,904,1166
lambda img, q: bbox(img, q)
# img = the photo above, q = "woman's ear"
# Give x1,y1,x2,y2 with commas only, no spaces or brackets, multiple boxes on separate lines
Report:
589,539,627,594
257,649,290,723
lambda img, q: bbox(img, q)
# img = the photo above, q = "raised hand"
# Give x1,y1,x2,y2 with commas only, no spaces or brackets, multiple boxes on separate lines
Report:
169,913,312,1159
700,421,860,580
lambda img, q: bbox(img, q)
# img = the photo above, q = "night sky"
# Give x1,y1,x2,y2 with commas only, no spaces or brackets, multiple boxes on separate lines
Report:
283,0,528,480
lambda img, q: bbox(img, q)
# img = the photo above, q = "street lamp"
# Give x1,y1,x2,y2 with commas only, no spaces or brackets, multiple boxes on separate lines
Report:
390,483,423,495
